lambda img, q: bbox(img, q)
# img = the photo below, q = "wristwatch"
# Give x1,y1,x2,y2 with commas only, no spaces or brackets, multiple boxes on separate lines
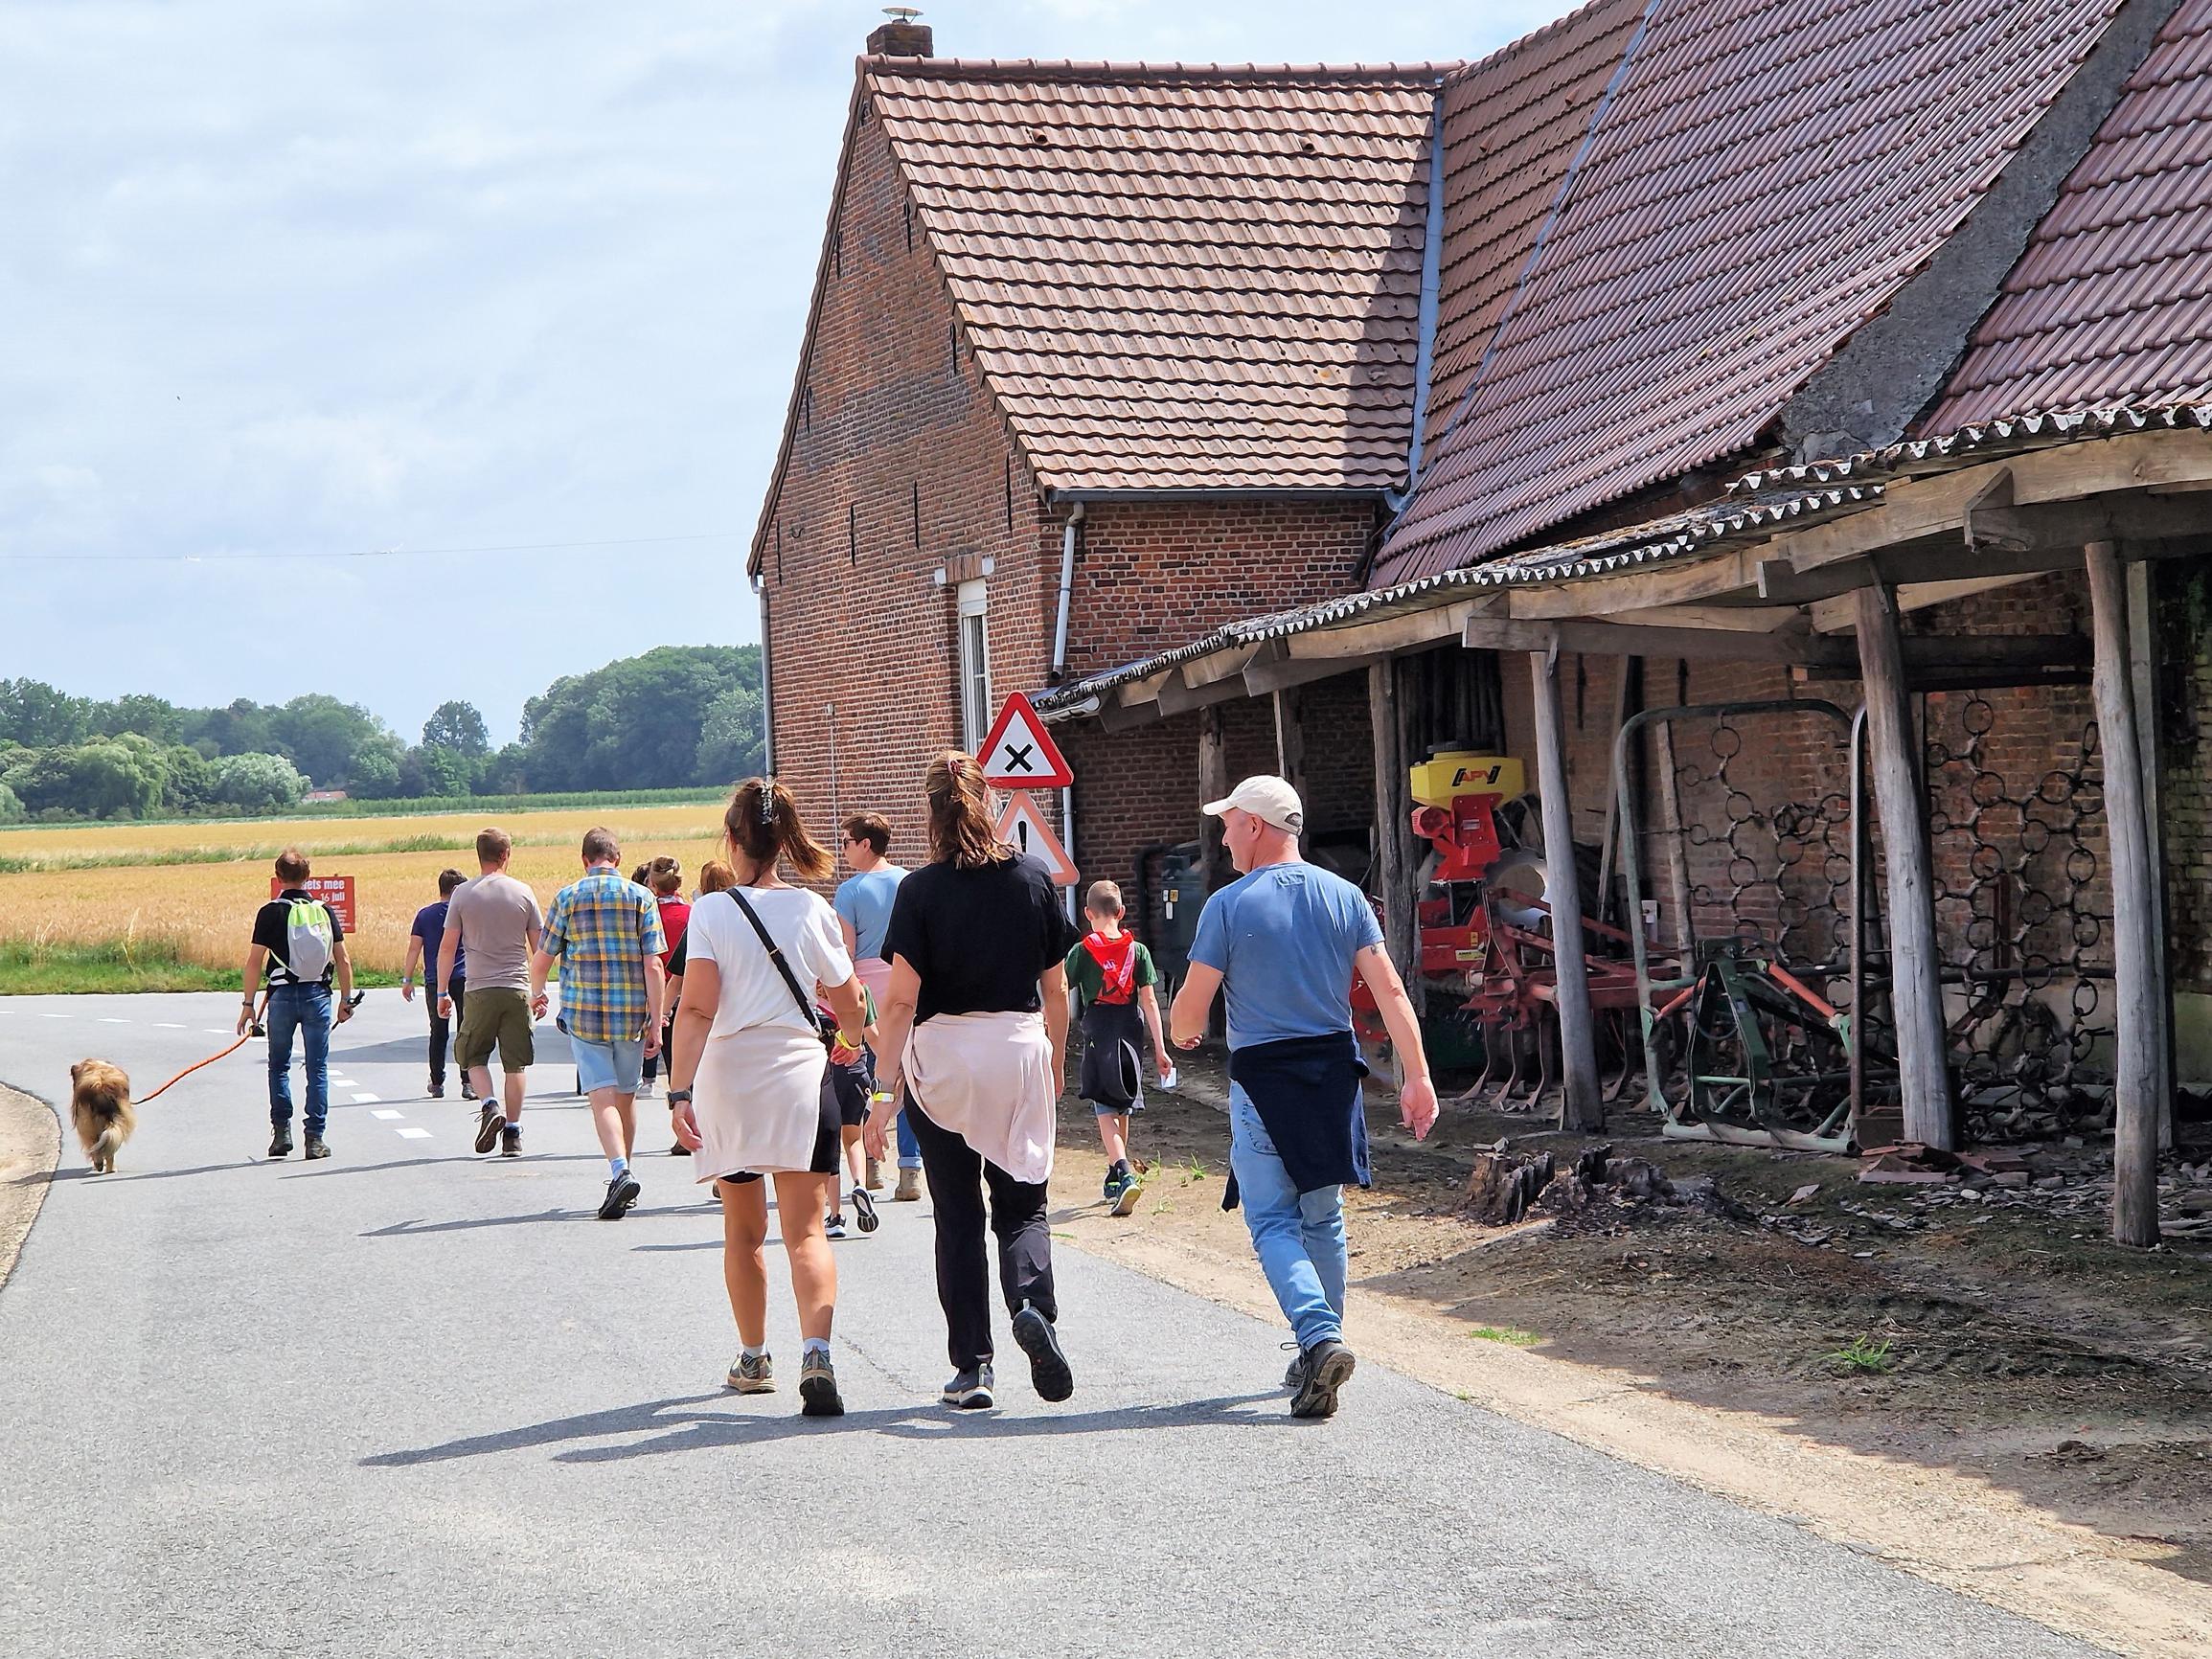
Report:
666,1088,694,1105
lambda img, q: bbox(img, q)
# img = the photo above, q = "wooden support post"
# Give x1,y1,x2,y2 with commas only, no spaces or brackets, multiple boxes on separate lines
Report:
1368,660,1421,1016
2087,542,2162,1248
1853,584,1955,1149
1594,657,1638,923
1272,686,1308,850
2126,559,2176,1150
1197,704,1231,901
1528,646,1603,1129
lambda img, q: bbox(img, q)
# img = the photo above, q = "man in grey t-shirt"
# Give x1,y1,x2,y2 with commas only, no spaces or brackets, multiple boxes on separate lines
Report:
438,827,545,1155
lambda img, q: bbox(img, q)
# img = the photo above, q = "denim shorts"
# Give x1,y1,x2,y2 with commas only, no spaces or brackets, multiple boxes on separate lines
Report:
572,1034,644,1096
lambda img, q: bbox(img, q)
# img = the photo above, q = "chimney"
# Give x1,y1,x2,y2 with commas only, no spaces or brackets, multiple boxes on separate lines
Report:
867,7,934,57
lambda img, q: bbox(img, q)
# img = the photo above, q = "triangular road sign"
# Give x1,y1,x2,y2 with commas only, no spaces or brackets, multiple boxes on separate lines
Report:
994,789,1080,886
978,692,1074,788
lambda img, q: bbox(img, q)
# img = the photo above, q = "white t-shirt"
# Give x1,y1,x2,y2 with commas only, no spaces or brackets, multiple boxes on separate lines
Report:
683,886,854,1033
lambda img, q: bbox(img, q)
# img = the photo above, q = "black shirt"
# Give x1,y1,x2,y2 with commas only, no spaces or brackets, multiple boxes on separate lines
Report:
882,854,1076,1026
251,888,345,986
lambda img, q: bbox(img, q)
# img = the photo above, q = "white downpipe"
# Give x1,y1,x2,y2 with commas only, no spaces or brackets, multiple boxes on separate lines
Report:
1050,502,1084,679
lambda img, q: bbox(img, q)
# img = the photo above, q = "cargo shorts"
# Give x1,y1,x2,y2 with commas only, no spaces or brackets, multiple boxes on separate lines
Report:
455,986,535,1074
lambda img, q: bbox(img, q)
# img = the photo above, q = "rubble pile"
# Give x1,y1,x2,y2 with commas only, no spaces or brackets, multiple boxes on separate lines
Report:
1462,1142,1748,1235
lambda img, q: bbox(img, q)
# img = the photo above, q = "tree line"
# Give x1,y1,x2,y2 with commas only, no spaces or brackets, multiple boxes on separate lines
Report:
0,645,764,822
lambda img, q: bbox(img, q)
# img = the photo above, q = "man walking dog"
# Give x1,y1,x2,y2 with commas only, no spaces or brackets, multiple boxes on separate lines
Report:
1170,776,1438,1420
531,828,666,1220
239,848,355,1160
439,828,543,1158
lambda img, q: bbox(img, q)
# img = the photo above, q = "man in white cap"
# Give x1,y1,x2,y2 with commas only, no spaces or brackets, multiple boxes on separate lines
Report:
1169,774,1437,1419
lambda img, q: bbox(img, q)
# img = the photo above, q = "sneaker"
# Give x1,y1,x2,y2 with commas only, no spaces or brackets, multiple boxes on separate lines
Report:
428,1079,445,1100
597,1171,642,1220
852,1188,879,1235
1281,1343,1304,1391
1109,1165,1143,1217
1010,1302,1074,1403
500,1125,522,1158
1103,1168,1125,1205
303,1134,331,1161
865,1156,884,1192
1289,1338,1357,1420
726,1352,775,1394
825,1212,848,1240
637,1079,657,1101
267,1125,293,1158
894,1168,922,1202
799,1351,845,1418
942,1364,995,1409
472,1100,505,1154
670,1141,691,1157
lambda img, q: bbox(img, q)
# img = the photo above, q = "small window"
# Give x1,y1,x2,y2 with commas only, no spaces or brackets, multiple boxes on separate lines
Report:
957,580,992,751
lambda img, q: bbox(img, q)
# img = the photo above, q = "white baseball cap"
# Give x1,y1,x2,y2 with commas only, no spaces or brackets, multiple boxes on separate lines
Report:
1203,774,1305,834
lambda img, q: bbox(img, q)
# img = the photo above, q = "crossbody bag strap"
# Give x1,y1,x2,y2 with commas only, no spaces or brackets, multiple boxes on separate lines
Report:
727,886,825,1031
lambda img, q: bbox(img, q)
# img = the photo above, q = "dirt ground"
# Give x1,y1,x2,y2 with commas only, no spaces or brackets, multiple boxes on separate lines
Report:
0,1084,58,1291
1049,1050,2212,1658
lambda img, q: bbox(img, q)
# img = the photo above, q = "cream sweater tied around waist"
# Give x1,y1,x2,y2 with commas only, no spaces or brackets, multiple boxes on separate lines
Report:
902,1009,1058,1184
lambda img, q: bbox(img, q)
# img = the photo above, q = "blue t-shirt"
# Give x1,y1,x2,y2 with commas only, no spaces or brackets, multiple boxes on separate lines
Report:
1188,861,1384,1051
833,866,905,960
410,900,465,984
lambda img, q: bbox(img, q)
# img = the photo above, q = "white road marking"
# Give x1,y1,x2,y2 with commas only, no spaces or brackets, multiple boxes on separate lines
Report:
37,1012,72,1019
98,1017,129,1024
370,1109,403,1121
154,1022,187,1029
396,1126,432,1140
204,1029,231,1035
350,1092,380,1103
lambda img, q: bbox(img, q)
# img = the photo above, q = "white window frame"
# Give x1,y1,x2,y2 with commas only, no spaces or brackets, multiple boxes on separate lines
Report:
957,579,992,752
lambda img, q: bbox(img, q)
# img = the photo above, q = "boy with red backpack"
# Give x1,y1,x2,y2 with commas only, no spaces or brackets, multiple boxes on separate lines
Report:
1064,879,1173,1215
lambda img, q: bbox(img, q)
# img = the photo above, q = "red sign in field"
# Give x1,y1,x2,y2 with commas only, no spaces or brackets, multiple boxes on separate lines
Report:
269,874,356,934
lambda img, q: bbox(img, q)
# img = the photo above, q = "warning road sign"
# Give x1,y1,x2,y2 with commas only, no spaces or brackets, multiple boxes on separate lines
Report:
978,693,1073,789
993,790,1079,886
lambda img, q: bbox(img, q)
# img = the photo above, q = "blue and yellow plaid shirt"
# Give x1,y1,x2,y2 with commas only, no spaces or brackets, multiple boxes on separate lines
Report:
541,866,666,1045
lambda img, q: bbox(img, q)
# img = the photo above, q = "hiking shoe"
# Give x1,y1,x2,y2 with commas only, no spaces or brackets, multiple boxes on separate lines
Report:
500,1125,521,1158
670,1141,691,1157
597,1171,642,1220
1289,1338,1356,1420
1282,1343,1304,1391
303,1134,331,1161
472,1100,505,1154
894,1168,922,1202
865,1156,884,1192
852,1188,879,1235
267,1125,293,1158
1110,1168,1144,1217
1010,1302,1074,1403
799,1352,845,1418
942,1365,995,1410
824,1212,848,1240
726,1352,775,1394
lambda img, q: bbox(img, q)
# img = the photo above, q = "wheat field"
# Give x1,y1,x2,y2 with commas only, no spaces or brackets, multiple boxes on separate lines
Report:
0,804,732,978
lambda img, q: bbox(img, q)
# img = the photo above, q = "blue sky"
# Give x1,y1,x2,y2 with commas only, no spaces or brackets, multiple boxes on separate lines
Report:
0,1,1569,746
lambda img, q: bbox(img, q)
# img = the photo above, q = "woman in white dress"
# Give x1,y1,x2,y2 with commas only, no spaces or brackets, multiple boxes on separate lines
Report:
667,778,867,1419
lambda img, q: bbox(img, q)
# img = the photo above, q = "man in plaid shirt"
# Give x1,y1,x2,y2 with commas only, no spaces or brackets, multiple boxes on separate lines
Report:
531,828,667,1219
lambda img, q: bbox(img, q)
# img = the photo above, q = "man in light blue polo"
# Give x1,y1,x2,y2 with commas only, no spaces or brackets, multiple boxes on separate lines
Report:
1171,775,1437,1419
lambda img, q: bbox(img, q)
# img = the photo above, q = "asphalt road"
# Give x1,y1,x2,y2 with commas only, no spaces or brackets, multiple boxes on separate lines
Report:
0,991,2108,1658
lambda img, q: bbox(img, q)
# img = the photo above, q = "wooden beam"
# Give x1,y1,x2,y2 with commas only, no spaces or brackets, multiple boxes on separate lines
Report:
1099,693,1164,733
1181,640,1278,689
1506,546,1767,618
1968,493,2212,554
1367,660,1419,1035
1807,573,2041,633
1854,584,1954,1148
2088,541,2161,1248
1529,645,1603,1129
1197,705,1231,903
1288,601,1475,659
1243,651,1380,695
1608,603,1804,632
1156,670,1252,716
1466,613,1849,666
2126,557,2176,1151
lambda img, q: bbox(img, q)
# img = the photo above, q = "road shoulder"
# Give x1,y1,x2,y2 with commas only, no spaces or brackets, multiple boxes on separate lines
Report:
0,1084,59,1294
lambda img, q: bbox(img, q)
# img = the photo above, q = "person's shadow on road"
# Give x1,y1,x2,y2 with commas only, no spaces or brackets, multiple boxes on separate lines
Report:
361,1388,1297,1467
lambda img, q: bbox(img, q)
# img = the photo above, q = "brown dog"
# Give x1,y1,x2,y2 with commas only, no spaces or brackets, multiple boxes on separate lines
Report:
69,1060,136,1174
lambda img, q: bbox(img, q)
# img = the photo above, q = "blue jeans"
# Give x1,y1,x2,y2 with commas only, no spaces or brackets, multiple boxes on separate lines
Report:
1228,1082,1347,1350
265,982,333,1133
896,1106,924,1170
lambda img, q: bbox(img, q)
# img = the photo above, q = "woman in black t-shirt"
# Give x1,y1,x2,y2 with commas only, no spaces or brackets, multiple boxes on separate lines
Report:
866,751,1077,1409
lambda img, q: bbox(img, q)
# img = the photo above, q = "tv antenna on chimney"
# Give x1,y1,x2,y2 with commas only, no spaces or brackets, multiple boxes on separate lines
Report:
883,6,923,20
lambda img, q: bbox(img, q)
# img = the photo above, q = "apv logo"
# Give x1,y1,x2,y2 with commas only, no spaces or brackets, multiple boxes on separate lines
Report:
1451,762,1508,789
